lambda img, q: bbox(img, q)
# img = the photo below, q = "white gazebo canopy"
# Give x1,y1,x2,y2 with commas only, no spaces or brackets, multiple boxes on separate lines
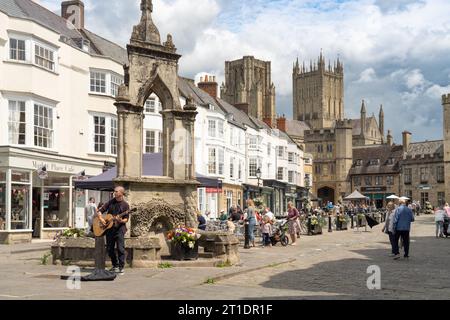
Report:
386,195,400,200
344,190,368,201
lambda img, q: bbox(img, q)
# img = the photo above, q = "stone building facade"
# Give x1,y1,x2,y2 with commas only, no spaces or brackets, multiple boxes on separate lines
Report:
349,144,404,208
400,138,445,207
220,56,276,128
304,120,353,204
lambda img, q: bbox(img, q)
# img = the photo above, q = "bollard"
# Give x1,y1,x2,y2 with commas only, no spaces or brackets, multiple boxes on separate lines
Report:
328,215,332,233
351,214,354,229
307,215,312,236
244,222,250,249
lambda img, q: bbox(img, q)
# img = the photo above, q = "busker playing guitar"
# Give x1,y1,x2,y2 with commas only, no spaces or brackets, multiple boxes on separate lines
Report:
96,186,130,276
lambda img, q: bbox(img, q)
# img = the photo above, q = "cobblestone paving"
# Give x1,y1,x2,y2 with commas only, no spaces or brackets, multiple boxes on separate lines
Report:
0,216,448,300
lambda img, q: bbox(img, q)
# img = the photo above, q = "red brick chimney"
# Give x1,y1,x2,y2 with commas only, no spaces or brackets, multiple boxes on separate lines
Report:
263,118,273,128
277,115,287,132
234,103,249,115
61,0,85,30
198,75,218,99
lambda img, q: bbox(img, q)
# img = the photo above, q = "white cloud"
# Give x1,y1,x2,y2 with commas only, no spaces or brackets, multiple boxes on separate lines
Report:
357,68,377,83
40,0,450,142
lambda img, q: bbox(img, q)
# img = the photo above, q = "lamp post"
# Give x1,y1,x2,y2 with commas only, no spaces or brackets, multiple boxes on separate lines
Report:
304,176,313,235
256,168,262,197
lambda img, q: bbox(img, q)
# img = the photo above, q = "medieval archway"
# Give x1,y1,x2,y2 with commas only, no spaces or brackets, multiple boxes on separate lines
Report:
318,187,335,206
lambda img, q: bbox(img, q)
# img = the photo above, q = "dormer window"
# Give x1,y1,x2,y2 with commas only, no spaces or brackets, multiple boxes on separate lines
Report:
369,159,380,166
356,159,363,166
208,104,215,111
387,158,394,165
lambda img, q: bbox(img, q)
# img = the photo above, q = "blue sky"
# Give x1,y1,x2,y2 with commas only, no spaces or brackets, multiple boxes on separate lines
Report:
38,0,450,143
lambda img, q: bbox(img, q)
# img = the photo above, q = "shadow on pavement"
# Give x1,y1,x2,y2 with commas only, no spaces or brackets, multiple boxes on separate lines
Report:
247,236,450,300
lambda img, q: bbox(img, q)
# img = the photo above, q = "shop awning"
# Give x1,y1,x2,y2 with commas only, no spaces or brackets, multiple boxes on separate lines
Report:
74,153,217,191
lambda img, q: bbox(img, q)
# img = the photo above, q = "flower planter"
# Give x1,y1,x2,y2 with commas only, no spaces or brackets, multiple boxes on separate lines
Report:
170,241,199,261
337,221,348,231
310,225,322,235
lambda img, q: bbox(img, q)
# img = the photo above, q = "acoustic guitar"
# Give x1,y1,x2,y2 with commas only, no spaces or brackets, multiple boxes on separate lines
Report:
93,208,137,237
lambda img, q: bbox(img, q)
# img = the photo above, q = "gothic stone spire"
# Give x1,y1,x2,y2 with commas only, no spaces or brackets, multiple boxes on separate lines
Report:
131,0,161,45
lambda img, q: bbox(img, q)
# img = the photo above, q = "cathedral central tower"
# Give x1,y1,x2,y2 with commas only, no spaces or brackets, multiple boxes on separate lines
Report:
293,52,344,130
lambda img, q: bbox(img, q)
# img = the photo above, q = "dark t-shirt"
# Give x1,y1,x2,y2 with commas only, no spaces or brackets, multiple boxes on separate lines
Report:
100,198,130,233
198,215,207,230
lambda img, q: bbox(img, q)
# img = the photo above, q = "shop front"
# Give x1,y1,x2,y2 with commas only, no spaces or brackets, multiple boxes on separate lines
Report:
0,147,104,244
263,180,287,217
361,187,391,209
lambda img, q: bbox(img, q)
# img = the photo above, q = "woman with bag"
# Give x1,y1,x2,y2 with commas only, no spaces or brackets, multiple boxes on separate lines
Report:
382,202,396,257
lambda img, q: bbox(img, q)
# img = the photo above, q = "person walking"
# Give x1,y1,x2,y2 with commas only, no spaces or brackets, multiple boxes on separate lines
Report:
261,215,273,247
245,199,257,248
85,197,97,235
392,199,415,260
287,201,300,246
435,206,447,238
382,202,396,257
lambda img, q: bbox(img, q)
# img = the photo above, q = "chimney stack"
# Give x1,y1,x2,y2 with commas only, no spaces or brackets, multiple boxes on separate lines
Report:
402,131,412,151
277,115,287,132
62,0,85,30
198,74,218,99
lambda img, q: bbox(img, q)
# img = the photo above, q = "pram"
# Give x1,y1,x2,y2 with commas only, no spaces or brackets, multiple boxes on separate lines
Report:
270,219,289,247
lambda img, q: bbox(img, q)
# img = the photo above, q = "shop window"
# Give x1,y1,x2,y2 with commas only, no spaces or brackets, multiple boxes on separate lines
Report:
420,192,429,208
43,188,70,229
11,185,30,230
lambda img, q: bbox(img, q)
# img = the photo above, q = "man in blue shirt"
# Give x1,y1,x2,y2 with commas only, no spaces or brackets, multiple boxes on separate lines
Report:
392,199,415,260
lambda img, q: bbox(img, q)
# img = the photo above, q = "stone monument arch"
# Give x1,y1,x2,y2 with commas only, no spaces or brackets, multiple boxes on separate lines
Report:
114,0,199,230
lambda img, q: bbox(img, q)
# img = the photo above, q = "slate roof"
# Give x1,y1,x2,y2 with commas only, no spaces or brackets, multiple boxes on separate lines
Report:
81,29,128,65
285,120,310,138
351,116,379,136
0,0,128,64
214,98,257,130
350,144,404,175
405,140,444,159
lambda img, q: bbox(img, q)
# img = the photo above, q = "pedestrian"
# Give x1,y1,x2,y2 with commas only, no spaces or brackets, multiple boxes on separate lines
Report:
287,201,300,246
219,210,228,221
392,199,415,260
261,215,273,247
197,212,207,231
230,206,241,222
263,207,275,223
245,199,257,248
85,197,97,234
435,206,447,238
382,202,396,257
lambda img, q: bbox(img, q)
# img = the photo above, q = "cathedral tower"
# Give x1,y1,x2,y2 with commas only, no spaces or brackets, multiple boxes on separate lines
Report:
293,52,344,130
221,56,276,127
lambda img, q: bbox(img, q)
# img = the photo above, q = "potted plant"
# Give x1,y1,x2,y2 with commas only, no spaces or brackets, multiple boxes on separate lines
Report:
167,226,199,261
310,215,324,235
335,214,350,231
357,213,367,227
